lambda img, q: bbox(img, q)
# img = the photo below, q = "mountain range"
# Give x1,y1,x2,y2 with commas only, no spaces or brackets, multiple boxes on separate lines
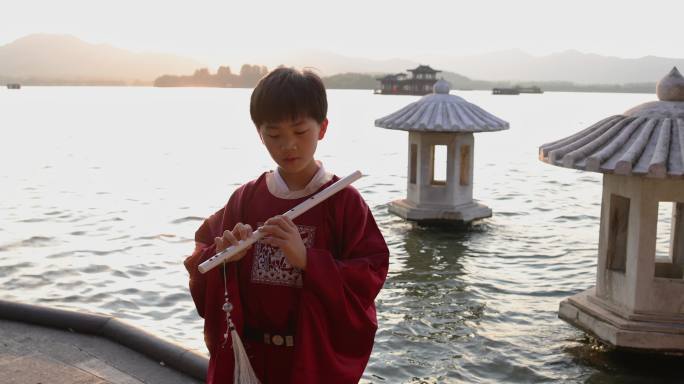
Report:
0,34,201,84
1,34,682,86
268,49,684,84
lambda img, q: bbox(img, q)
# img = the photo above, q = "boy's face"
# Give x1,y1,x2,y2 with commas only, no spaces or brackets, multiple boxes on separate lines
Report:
258,116,328,176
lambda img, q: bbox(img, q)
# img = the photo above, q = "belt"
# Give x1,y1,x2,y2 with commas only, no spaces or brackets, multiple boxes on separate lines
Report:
244,327,295,347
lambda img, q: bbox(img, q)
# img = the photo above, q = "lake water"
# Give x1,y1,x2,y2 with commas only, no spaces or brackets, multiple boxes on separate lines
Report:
1,87,682,383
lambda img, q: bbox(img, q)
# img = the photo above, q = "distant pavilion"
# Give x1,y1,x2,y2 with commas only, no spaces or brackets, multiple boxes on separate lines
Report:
376,65,441,95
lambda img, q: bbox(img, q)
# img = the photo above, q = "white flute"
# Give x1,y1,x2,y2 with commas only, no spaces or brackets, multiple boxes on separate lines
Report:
198,170,363,274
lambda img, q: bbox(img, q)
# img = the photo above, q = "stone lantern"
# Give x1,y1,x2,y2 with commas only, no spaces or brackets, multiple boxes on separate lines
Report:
375,80,509,225
539,67,684,351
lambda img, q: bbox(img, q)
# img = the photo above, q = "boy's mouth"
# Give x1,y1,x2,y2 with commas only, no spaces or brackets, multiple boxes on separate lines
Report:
283,157,299,163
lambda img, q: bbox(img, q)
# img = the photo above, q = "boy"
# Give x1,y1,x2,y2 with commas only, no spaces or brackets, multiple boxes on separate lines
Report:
184,67,389,383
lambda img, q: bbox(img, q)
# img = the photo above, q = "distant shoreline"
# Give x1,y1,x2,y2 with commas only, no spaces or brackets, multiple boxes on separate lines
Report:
3,82,655,94
2,63,658,94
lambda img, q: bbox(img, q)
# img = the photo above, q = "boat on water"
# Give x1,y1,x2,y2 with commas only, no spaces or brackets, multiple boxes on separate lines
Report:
492,87,520,95
7,83,21,89
492,85,543,95
517,86,543,94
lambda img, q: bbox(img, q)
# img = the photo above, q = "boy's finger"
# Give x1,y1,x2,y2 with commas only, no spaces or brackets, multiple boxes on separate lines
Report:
268,216,295,232
233,224,245,240
223,229,239,245
262,237,283,248
282,216,298,230
260,224,288,239
266,215,288,226
215,237,225,251
237,223,253,240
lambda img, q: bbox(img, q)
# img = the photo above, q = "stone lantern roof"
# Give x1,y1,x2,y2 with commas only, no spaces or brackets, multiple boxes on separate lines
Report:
375,80,510,133
539,67,684,178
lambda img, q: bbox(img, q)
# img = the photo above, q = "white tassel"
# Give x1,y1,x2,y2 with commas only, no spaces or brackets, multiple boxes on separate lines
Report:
231,328,260,384
222,263,260,384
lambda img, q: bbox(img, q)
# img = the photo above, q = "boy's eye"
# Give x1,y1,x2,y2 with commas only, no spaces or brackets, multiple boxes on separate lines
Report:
267,134,280,139
295,130,308,135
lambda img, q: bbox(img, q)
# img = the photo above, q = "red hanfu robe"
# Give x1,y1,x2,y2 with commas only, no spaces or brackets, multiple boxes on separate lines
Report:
184,172,389,383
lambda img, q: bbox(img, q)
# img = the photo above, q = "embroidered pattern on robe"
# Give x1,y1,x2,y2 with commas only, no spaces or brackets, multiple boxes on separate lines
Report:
251,224,316,287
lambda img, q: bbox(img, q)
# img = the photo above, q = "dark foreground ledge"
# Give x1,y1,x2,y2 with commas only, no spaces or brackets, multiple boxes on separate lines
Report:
0,299,208,383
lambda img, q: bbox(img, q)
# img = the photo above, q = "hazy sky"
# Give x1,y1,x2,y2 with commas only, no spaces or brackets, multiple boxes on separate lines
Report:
3,0,683,68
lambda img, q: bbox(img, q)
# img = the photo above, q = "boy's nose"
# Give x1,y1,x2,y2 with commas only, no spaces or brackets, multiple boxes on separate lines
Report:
281,140,298,151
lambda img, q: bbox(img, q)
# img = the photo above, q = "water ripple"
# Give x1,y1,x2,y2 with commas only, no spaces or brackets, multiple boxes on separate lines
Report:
171,216,205,224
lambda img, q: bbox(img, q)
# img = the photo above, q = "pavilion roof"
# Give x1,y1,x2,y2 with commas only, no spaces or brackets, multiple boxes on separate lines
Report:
539,67,684,178
407,65,441,74
375,80,509,133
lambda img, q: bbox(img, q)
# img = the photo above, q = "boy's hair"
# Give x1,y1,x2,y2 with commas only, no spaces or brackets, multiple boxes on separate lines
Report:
250,67,327,127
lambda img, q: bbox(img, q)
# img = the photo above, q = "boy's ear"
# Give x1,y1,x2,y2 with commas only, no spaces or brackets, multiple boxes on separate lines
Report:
318,118,328,140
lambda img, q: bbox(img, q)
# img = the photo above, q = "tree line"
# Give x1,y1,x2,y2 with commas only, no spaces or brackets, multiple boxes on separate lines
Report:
153,65,381,90
154,64,269,88
154,65,656,94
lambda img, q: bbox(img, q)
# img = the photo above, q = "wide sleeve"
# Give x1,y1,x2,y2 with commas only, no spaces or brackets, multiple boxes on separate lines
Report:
183,184,247,318
293,187,390,383
183,209,222,319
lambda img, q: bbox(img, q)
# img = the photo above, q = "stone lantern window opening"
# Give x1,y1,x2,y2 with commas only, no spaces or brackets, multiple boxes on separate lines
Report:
460,144,471,186
654,201,684,279
430,144,447,185
655,201,674,261
607,193,630,272
410,144,418,184
673,202,684,265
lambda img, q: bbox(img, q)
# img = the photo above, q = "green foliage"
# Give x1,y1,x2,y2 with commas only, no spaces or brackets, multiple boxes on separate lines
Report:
321,73,377,89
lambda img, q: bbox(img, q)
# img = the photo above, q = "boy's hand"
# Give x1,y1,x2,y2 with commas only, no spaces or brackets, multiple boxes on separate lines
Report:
260,215,307,270
215,223,253,262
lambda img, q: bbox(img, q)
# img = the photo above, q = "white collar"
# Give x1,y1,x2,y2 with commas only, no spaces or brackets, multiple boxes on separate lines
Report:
265,161,334,199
